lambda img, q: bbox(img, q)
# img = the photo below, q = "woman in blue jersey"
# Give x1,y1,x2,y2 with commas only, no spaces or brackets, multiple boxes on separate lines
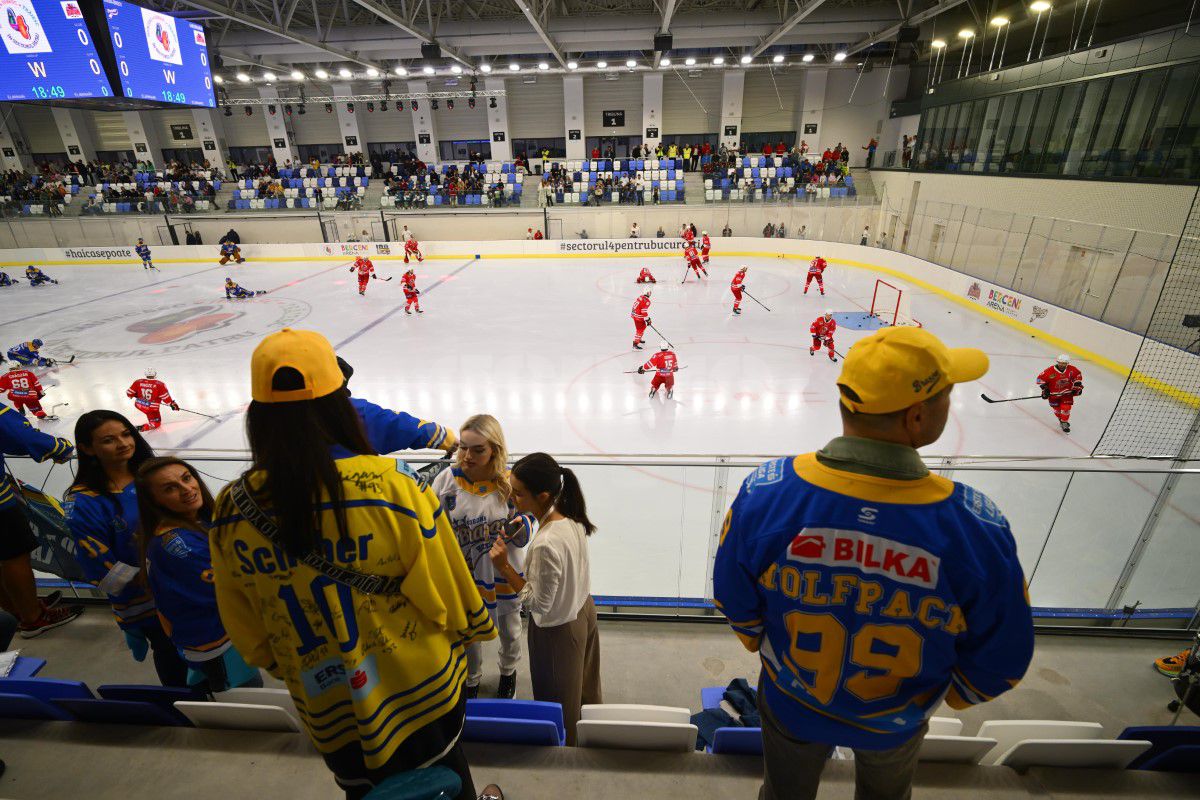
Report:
135,456,262,694
432,414,534,700
66,411,189,687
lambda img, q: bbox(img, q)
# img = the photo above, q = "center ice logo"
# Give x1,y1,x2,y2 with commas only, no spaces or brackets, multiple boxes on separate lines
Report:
0,0,50,54
141,7,182,65
53,298,310,360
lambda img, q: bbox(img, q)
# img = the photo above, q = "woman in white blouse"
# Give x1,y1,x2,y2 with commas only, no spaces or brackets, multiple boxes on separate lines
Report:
489,452,601,745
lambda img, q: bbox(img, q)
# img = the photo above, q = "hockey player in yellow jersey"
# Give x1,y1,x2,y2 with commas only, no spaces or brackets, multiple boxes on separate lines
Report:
209,328,496,800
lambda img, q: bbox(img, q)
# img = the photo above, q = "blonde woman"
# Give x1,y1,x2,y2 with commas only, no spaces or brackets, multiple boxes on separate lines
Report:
432,414,535,700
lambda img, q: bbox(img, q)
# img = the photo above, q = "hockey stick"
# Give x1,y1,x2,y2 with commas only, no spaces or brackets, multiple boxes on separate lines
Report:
647,322,675,349
178,407,219,420
680,264,691,284
624,365,688,373
981,391,1073,404
742,289,771,312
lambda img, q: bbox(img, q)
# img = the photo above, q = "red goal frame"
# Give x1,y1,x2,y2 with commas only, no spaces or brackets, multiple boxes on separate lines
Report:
870,279,922,327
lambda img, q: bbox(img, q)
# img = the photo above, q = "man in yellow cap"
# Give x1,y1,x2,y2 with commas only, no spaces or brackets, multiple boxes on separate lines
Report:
713,327,1034,800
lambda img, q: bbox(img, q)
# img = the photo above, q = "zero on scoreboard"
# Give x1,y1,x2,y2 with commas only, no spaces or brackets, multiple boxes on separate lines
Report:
0,0,111,101
101,0,214,107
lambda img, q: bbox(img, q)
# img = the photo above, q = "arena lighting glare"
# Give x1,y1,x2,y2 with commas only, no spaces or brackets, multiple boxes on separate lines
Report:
262,71,276,82
659,57,671,66
451,65,463,74
684,57,695,65
712,56,724,64
740,55,752,64
339,68,352,78
366,67,378,77
1030,1,1051,10
480,64,492,73
801,53,814,62
290,70,303,80
931,39,947,48
213,75,224,84
991,15,1010,26
833,52,847,61
567,60,578,69
596,60,607,69
235,72,249,82
772,54,784,63
423,65,435,75
315,69,328,79
625,59,636,67
395,66,407,76
509,63,521,71
540,62,550,70
958,29,975,39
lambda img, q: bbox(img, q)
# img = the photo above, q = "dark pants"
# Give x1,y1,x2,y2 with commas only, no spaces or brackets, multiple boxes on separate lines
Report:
758,685,927,800
142,620,190,688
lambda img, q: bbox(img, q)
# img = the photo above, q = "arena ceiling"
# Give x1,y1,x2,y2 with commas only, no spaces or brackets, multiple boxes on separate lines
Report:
152,0,1192,86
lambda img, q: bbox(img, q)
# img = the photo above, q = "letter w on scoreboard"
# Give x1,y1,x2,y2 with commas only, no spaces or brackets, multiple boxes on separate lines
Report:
787,528,941,588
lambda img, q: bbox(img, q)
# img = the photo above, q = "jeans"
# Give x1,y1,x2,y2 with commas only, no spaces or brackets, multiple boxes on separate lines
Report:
759,686,927,800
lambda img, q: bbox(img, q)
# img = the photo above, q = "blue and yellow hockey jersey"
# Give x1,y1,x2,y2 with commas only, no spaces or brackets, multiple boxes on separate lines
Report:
146,523,232,663
352,396,456,453
135,244,152,260
210,453,496,769
64,483,158,630
6,342,49,367
713,450,1034,750
0,404,72,510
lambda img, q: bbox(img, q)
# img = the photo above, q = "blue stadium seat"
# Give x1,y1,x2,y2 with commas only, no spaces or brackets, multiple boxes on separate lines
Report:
97,684,204,707
0,677,91,701
8,657,45,679
711,727,763,755
1138,745,1200,773
1121,726,1200,769
55,698,190,726
0,693,72,721
466,699,565,745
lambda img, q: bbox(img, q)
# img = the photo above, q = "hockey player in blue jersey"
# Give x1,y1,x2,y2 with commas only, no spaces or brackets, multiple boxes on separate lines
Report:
0,271,18,287
5,340,56,368
224,278,265,299
714,326,1034,800
135,457,262,693
24,266,57,286
218,239,244,265
135,239,156,270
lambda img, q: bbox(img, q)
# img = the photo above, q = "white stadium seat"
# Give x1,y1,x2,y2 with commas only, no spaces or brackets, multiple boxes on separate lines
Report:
581,704,690,724
576,720,698,752
976,720,1105,765
918,736,998,764
174,701,301,732
995,739,1152,771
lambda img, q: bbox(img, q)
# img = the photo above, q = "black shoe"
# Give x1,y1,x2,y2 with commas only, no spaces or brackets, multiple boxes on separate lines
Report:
1061,421,1071,433
666,389,673,399
633,342,643,350
733,308,741,315
42,590,62,609
649,388,657,398
496,672,517,700
465,683,479,700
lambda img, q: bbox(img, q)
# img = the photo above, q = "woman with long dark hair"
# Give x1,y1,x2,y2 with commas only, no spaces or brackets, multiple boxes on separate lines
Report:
135,456,262,694
210,329,499,800
67,410,188,686
489,452,601,746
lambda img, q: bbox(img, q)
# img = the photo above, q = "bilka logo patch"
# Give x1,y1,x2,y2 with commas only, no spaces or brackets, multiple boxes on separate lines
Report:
786,528,940,587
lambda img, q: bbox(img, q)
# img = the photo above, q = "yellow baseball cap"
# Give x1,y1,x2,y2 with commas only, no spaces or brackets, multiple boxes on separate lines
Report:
251,328,344,403
837,327,988,414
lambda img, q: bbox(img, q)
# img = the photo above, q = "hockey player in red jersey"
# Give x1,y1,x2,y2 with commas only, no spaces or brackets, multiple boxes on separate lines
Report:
350,256,376,296
809,310,838,362
1037,354,1084,433
638,343,679,399
806,256,827,295
402,268,422,314
0,363,50,419
636,267,657,284
730,266,748,315
631,289,652,350
700,231,711,265
684,245,708,281
404,237,424,264
681,224,695,251
126,368,179,432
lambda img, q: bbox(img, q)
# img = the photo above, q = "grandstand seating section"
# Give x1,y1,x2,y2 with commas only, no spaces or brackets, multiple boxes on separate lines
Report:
380,161,524,208
702,156,856,202
543,158,686,204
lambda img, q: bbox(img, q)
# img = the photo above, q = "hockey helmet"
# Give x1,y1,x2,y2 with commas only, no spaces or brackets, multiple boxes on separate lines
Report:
824,309,833,318
702,230,708,235
145,367,157,379
738,265,748,272
7,363,20,371
137,238,144,244
659,342,670,351
1056,354,1070,364
31,338,43,347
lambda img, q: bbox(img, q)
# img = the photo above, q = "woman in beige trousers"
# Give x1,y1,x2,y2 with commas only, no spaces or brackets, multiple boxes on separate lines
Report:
490,452,601,745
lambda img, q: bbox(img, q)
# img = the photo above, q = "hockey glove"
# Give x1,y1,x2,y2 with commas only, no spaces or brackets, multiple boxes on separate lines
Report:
1072,388,1082,396
1041,387,1050,399
637,367,645,374
645,317,652,325
124,628,150,662
170,403,180,411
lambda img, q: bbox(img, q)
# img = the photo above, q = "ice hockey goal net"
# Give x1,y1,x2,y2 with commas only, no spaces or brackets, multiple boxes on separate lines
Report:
870,279,922,327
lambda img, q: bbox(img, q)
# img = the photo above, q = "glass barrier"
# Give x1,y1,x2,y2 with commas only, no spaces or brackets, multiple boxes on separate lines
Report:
10,452,1197,625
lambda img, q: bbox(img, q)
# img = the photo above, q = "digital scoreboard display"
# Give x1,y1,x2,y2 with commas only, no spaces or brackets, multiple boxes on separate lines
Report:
102,0,213,106
0,0,112,101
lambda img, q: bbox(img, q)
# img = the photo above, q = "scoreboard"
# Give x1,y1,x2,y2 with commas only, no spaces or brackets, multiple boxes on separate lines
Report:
102,0,214,107
0,0,213,107
0,0,112,101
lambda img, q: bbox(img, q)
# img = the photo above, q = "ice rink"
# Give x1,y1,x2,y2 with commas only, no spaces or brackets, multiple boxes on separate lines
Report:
0,248,1129,459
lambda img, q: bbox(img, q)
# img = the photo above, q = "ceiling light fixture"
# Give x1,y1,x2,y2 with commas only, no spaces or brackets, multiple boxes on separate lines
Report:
290,70,303,80
740,55,752,64
213,75,224,84
339,68,352,77
597,60,607,69
509,63,520,71
1030,1,1051,11
395,66,407,76
235,72,249,82
539,62,549,70
567,60,578,69
315,68,328,78
772,54,784,63
423,65,434,75
626,59,636,67
713,56,724,64
802,53,814,62
366,67,378,77
480,64,492,73
659,57,671,67
262,72,275,82
684,57,695,66
451,65,463,74
931,39,947,48
991,15,1010,26
958,29,975,39
833,52,847,61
